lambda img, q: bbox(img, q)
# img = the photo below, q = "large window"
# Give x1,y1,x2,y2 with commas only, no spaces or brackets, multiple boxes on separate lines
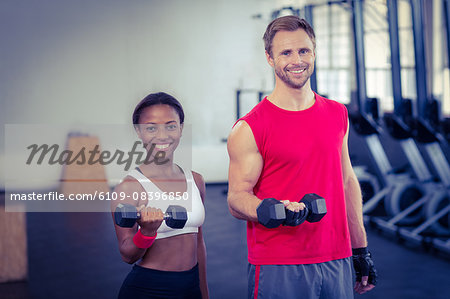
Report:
314,3,352,104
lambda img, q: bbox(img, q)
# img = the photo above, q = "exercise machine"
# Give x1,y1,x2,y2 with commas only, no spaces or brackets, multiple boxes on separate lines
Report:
349,0,422,221
372,0,449,254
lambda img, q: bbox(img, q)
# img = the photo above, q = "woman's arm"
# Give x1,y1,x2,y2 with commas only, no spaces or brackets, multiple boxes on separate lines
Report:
193,171,209,299
110,177,163,264
197,227,209,298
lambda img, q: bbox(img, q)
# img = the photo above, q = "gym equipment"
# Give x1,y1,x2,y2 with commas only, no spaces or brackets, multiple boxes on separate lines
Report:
433,238,450,255
300,194,328,222
379,108,437,226
425,191,450,235
408,111,450,237
351,0,445,229
407,0,450,187
407,0,450,238
369,0,450,256
397,195,450,245
383,100,450,235
444,118,450,143
114,203,188,229
256,193,327,228
349,1,424,222
256,198,285,228
349,104,422,221
367,0,438,232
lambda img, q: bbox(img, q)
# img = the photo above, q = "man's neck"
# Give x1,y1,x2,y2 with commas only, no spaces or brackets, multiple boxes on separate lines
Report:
267,81,315,111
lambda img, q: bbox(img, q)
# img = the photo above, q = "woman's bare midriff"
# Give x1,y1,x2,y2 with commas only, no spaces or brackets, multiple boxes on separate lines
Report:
138,233,198,271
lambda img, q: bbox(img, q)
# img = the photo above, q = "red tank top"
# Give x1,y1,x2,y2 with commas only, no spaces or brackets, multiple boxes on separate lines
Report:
239,93,352,264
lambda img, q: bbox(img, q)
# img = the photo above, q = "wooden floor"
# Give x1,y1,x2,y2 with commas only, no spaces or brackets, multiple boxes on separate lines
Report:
0,185,449,299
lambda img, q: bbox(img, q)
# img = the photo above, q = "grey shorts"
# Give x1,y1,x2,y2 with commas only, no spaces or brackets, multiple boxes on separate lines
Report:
248,257,353,299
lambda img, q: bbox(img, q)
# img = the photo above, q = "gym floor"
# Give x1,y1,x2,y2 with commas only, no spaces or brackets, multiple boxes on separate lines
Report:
1,185,449,299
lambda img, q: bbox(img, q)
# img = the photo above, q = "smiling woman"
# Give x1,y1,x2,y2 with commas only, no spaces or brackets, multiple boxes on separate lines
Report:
133,100,184,163
111,92,209,299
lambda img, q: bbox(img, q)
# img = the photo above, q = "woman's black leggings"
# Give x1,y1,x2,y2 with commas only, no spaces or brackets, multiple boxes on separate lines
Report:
118,264,201,299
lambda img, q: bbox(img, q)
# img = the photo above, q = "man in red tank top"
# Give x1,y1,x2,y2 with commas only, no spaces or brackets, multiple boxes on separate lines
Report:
227,16,377,299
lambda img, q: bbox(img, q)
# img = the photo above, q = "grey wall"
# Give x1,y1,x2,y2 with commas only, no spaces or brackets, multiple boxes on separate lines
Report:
2,0,447,186
1,0,283,184
1,0,276,150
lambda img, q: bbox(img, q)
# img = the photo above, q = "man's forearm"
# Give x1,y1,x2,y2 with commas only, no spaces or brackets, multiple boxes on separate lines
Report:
344,175,368,248
227,191,261,222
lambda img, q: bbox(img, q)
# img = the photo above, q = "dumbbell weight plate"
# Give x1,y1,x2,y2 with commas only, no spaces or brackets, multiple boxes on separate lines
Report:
300,193,327,223
257,198,286,228
165,205,188,229
115,203,138,228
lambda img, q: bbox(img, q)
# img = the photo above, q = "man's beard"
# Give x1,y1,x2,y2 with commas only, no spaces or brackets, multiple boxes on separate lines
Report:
274,64,313,89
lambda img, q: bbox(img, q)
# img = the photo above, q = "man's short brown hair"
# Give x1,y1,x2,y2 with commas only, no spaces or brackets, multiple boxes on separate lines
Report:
263,15,316,57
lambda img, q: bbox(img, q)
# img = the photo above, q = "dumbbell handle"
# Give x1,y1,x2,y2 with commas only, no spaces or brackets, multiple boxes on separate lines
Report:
115,203,188,229
300,204,310,216
135,211,174,221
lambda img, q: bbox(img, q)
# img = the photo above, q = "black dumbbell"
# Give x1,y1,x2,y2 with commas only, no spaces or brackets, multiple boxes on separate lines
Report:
256,193,327,228
301,193,327,222
115,203,188,229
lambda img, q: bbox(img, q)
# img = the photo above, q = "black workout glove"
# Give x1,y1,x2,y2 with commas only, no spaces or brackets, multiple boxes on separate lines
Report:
352,247,378,285
283,208,308,226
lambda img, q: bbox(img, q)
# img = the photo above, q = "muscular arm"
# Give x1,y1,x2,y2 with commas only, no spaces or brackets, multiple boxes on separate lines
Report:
227,121,264,222
110,178,159,264
193,171,210,299
341,124,368,248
